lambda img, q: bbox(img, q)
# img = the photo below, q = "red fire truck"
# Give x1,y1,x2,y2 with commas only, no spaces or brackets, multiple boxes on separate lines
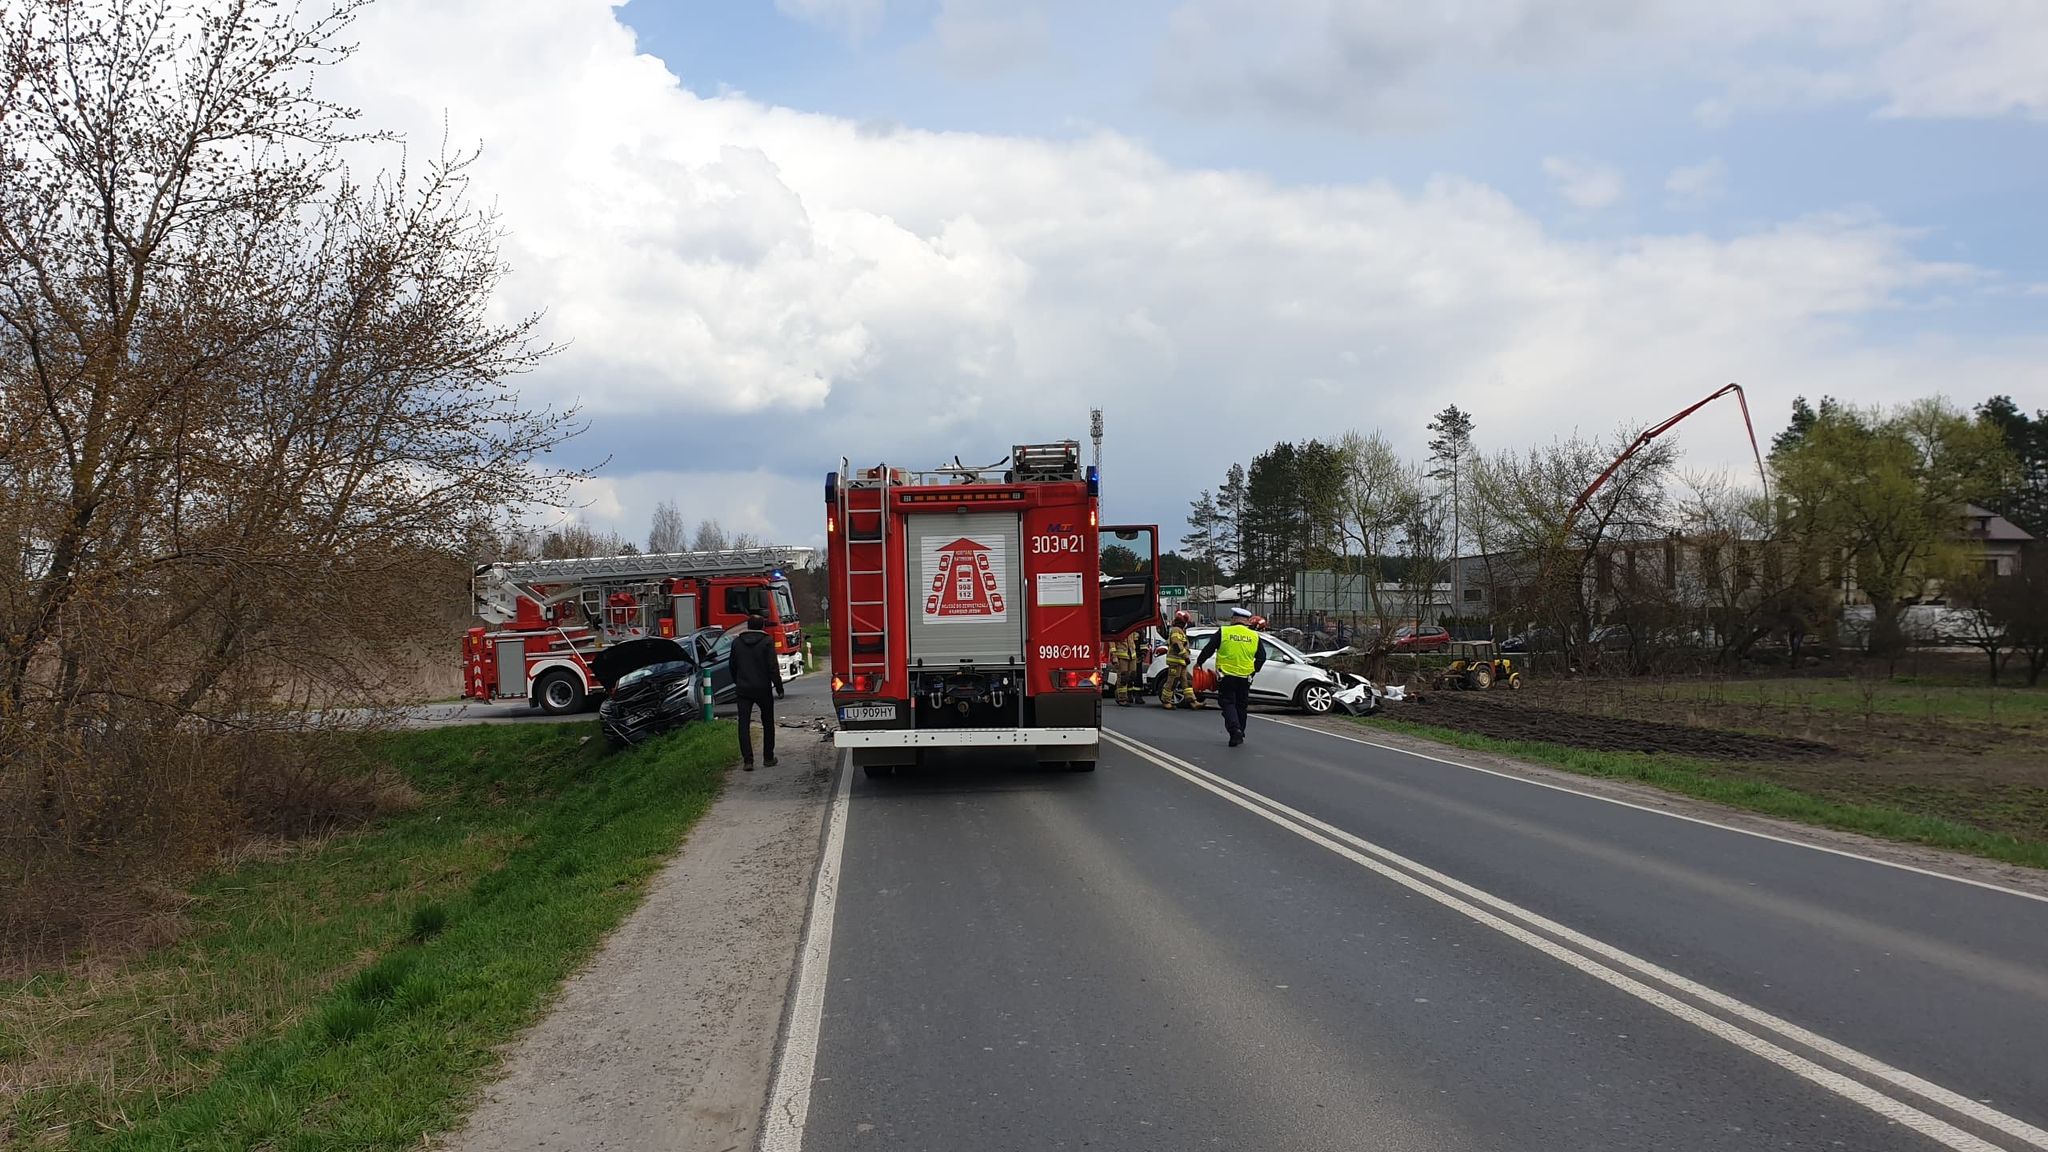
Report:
462,547,814,714
827,441,1159,776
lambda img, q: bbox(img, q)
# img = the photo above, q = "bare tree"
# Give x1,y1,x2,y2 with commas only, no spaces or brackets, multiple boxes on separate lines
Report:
539,524,626,559
1986,550,2048,685
1675,472,1835,666
0,0,579,947
691,519,730,552
647,498,687,554
1398,495,1451,631
1470,431,1678,670
1946,573,2012,683
1335,431,1420,652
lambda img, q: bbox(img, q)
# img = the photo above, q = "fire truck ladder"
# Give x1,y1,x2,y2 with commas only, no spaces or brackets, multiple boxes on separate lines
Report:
473,546,816,624
838,460,896,681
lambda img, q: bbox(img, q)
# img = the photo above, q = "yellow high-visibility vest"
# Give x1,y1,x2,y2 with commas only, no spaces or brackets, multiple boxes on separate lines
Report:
1215,624,1259,678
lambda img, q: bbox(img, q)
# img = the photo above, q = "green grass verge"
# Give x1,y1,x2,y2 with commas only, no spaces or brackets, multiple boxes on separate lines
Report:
4,720,735,1152
1349,714,2048,870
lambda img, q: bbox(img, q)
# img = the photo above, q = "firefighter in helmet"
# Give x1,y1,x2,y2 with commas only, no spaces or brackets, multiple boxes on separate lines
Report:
1161,610,1202,710
1111,632,1142,706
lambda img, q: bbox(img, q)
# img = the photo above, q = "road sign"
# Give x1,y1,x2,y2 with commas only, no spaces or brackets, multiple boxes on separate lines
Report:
1160,584,1188,598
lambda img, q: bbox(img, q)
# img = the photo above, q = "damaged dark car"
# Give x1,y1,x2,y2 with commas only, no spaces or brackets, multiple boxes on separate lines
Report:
593,637,704,746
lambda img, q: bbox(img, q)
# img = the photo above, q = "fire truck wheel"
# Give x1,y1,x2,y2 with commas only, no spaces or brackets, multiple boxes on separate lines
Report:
534,670,586,715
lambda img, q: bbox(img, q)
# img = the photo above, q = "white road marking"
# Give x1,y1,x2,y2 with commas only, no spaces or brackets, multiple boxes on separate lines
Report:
760,753,854,1152
1102,729,2047,1152
1261,714,2048,906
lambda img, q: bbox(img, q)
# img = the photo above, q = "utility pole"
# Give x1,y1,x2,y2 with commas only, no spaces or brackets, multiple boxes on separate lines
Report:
1090,408,1104,497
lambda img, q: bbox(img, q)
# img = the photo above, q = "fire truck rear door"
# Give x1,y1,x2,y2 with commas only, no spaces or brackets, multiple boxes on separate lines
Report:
903,511,1025,666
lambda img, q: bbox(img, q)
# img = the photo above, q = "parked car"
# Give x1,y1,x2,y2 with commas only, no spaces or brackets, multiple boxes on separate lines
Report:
1143,627,1372,715
1588,624,1635,651
594,637,705,746
1499,627,1563,654
1389,624,1451,653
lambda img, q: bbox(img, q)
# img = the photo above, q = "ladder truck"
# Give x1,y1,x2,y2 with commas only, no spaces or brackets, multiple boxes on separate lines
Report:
827,441,1160,777
463,547,815,714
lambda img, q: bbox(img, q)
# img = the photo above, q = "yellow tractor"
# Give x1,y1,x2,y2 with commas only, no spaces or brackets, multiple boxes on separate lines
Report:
1436,640,1521,690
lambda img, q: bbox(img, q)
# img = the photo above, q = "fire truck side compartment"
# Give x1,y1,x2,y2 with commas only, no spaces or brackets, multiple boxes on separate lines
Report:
494,638,528,698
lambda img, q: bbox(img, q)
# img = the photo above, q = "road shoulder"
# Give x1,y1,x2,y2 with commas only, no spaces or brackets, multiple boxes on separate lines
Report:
438,737,834,1152
1276,713,2048,900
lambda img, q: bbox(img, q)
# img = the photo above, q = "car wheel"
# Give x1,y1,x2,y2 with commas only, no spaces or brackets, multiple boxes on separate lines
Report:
1297,682,1335,715
535,670,585,715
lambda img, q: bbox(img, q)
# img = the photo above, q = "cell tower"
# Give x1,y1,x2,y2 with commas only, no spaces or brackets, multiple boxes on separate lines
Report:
1089,408,1103,474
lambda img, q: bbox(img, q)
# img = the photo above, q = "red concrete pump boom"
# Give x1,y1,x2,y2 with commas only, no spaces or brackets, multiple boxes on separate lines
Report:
1562,382,1769,540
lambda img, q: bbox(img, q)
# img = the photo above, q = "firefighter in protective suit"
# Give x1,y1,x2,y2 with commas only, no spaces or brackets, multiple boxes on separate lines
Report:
1111,634,1141,706
1160,611,1202,709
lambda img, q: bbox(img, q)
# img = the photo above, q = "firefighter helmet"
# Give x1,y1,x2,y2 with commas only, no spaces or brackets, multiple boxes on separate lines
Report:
1172,610,1192,626
1248,614,1268,631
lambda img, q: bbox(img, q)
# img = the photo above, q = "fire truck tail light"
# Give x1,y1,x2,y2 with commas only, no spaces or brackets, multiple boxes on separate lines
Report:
834,673,881,694
1053,669,1101,690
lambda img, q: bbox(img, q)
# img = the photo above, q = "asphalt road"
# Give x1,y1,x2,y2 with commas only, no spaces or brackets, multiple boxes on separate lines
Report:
779,703,2048,1152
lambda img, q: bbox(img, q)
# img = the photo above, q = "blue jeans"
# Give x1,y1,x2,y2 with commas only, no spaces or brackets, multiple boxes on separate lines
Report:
1217,676,1252,738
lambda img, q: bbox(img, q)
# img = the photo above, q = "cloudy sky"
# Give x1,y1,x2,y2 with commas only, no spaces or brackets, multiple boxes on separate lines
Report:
332,0,2047,551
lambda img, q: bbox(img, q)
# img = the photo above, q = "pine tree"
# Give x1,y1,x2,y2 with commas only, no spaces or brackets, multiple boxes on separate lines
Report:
1977,396,2048,540
1427,406,1476,620
1219,464,1249,584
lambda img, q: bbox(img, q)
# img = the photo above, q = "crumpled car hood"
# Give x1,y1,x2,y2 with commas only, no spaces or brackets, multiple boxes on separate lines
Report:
590,637,691,693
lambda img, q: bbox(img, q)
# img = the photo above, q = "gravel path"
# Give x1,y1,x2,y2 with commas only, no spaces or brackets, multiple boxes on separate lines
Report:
439,681,838,1152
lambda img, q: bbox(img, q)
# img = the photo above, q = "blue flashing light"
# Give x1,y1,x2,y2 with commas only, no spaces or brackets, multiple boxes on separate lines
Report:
772,569,785,580
1086,465,1100,496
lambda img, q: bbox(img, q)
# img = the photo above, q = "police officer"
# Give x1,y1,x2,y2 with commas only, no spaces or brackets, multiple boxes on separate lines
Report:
1160,611,1200,710
1196,607,1266,747
1112,633,1141,706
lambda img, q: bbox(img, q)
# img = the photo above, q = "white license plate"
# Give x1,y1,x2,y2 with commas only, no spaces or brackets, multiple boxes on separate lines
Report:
840,704,896,723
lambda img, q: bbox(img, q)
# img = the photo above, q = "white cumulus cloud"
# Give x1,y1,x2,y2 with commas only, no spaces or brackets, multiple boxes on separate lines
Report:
326,0,2042,546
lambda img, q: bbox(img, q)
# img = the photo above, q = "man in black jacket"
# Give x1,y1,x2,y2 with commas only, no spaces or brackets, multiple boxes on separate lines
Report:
730,615,785,769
